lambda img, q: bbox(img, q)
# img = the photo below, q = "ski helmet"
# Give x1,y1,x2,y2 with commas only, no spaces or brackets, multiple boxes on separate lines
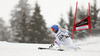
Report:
51,25,58,31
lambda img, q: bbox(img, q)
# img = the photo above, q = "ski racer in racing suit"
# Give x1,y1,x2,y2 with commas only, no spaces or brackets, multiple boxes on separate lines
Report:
50,25,78,50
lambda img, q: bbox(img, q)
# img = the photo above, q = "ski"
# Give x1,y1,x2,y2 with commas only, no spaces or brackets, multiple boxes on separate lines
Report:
38,47,64,51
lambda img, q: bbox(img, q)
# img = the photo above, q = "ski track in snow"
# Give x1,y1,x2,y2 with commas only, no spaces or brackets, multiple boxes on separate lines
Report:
0,36,100,56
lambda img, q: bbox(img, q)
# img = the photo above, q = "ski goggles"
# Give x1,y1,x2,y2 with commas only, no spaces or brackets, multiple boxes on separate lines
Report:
51,28,55,31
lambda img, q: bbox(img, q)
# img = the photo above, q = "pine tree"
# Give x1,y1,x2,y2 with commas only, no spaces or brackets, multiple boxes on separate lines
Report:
10,0,31,42
0,18,8,41
91,0,100,35
58,15,67,29
67,7,74,38
27,3,49,43
91,0,98,29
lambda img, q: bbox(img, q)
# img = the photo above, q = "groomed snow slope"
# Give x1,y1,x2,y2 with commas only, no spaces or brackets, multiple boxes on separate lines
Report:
0,36,100,56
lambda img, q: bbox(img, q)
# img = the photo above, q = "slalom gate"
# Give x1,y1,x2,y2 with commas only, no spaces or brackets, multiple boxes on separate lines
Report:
72,2,92,39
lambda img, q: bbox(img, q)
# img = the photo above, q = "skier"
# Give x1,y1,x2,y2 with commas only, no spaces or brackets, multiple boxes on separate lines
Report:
49,25,78,50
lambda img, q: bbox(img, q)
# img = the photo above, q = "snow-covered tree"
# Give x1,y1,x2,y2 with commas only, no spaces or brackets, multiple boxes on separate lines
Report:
0,18,8,41
91,0,99,29
27,3,50,43
67,7,75,38
10,0,31,42
58,15,67,29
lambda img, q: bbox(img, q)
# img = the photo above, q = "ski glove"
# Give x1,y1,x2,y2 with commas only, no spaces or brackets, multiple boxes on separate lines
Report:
60,35,69,41
49,43,54,48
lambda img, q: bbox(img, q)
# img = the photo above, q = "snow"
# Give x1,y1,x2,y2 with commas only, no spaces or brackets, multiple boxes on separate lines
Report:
0,36,100,56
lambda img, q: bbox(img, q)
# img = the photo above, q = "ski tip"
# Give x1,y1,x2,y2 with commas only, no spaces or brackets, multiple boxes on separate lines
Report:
38,47,49,49
38,47,41,49
38,47,44,49
58,49,64,51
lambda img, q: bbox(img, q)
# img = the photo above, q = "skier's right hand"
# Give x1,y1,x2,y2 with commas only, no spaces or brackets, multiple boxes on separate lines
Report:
49,44,54,48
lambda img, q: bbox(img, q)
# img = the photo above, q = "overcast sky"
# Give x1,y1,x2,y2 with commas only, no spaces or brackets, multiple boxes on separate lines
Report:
0,0,100,27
